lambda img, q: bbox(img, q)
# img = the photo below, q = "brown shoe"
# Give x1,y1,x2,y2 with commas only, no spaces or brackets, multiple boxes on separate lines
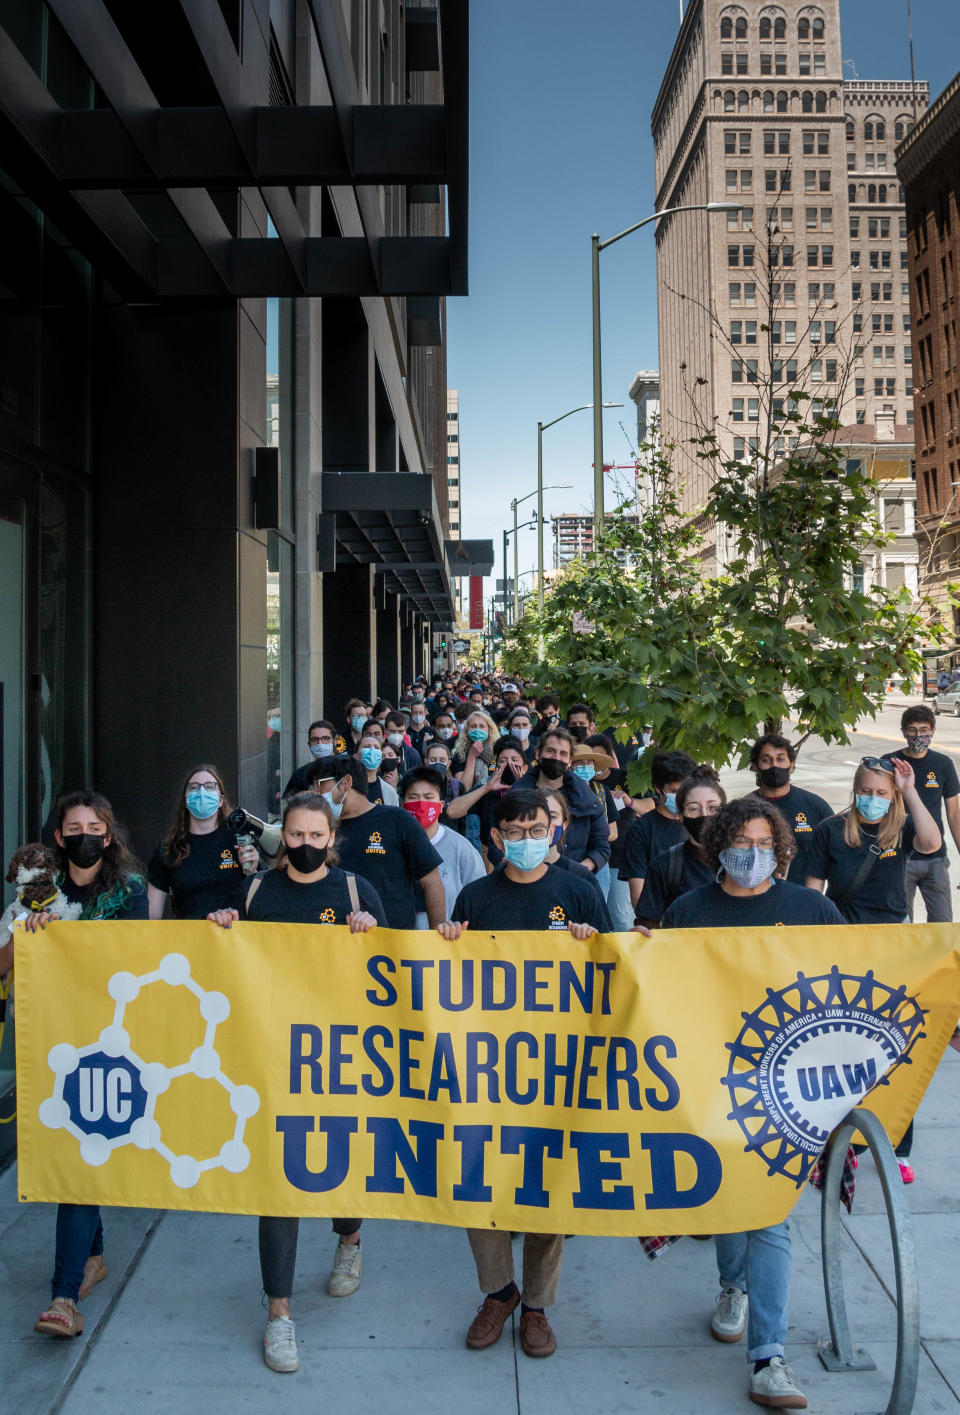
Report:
466,1289,520,1349
520,1309,556,1358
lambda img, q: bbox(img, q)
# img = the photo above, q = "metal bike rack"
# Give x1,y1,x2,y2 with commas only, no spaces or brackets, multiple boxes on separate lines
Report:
819,1106,920,1415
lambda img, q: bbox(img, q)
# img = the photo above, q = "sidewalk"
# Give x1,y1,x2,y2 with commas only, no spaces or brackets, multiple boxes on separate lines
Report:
2,1049,959,1415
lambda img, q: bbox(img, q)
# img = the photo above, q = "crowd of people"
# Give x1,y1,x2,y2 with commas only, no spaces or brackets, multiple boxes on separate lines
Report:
3,671,955,1409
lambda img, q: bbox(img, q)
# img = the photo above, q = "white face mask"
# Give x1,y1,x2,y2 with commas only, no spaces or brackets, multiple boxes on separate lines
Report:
411,715,427,728
387,732,404,747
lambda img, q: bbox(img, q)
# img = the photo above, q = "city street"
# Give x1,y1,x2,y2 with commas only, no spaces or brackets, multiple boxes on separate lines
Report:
2,699,960,1415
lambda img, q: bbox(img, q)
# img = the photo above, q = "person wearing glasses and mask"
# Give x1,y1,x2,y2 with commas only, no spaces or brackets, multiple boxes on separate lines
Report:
282,719,342,798
635,766,725,929
342,698,370,753
436,788,610,1361
806,753,941,1184
354,728,399,807
147,764,257,919
748,734,832,884
890,704,960,923
661,797,843,1414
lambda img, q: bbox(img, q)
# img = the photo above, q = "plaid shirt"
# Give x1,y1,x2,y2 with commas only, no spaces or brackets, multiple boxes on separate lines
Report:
639,1147,857,1261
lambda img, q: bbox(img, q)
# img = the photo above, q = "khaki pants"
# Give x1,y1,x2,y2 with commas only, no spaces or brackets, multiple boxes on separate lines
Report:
466,1229,564,1309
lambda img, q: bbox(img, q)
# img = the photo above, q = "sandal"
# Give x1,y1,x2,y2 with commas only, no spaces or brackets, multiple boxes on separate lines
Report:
78,1256,108,1300
34,1297,83,1338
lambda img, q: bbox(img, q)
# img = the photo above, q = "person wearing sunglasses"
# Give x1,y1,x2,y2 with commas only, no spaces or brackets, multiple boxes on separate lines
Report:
661,796,843,1412
890,704,960,924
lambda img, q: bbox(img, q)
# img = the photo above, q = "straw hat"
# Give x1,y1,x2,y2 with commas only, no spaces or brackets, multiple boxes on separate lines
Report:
572,742,617,773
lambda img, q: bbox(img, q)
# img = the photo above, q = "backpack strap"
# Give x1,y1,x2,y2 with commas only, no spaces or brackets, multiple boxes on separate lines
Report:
243,874,263,916
665,841,686,898
345,872,361,915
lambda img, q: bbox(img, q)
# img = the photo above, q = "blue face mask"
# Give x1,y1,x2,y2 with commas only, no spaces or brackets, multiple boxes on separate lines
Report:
573,763,596,782
310,741,334,759
186,786,220,821
468,728,488,743
351,714,367,734
502,836,551,872
662,791,678,816
360,747,382,770
856,794,890,821
322,790,344,821
718,845,777,889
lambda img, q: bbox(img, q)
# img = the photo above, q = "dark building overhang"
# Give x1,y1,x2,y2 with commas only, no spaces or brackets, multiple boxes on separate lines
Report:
320,472,455,626
444,539,495,577
0,0,468,300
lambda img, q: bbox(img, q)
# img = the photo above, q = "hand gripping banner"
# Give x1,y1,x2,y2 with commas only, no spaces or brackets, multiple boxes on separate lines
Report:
14,921,960,1234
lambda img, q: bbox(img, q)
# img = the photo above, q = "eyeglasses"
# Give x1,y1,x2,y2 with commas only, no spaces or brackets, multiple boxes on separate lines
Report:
683,804,721,817
732,835,776,851
859,755,895,772
186,782,219,792
500,825,550,842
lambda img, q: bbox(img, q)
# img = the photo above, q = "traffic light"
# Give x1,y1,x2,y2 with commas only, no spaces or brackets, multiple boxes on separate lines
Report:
440,635,448,653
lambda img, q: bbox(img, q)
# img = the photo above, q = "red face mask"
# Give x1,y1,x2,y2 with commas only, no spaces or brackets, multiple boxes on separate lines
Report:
403,800,443,828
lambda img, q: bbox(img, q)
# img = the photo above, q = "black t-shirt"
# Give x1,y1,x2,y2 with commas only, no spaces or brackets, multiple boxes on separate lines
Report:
618,810,687,882
757,784,834,882
61,873,149,921
662,878,844,929
452,862,612,932
335,804,442,928
807,813,917,924
638,840,714,924
240,865,387,926
147,826,244,918
552,852,609,905
283,760,314,797
889,747,959,859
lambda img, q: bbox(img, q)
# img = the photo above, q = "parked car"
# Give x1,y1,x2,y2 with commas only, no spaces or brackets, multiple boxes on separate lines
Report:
933,683,960,716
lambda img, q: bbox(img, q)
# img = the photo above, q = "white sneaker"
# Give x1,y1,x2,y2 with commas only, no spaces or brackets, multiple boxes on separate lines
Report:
263,1315,299,1372
749,1357,807,1409
327,1239,362,1297
710,1284,747,1342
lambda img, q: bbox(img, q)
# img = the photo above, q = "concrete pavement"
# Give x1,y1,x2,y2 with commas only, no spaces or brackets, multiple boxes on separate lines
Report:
4,701,960,1414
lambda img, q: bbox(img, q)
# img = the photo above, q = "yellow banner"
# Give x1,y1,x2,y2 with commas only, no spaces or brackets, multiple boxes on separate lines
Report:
14,921,960,1235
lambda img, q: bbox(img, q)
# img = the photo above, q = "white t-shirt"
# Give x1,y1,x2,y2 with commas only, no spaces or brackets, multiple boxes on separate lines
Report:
415,824,485,928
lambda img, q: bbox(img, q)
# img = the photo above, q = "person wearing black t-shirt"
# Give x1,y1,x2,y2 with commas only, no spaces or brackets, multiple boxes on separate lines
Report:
890,705,960,922
619,749,695,910
660,797,842,1411
438,789,610,1365
147,764,256,919
305,754,444,928
748,733,833,884
26,791,148,1343
283,719,341,798
638,766,725,927
542,788,609,907
207,793,385,1375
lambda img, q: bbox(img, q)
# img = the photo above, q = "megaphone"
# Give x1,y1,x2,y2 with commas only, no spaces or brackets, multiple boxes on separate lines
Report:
226,807,283,866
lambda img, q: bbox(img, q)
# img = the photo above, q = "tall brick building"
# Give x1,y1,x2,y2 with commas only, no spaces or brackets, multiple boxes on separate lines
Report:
652,0,926,564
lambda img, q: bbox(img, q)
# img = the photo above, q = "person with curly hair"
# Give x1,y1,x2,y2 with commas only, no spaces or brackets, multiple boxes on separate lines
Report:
659,796,843,1411
147,764,257,919
24,791,148,1341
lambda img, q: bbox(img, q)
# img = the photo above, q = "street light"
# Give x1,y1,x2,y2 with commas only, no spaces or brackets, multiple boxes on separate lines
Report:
591,201,743,537
502,515,537,626
511,483,571,618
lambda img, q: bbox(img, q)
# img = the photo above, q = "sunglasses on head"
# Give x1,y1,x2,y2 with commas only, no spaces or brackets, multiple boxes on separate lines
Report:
859,755,896,773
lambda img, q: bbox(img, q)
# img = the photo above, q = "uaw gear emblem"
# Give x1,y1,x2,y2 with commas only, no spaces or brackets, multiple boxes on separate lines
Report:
366,831,386,855
723,967,926,1187
794,812,812,832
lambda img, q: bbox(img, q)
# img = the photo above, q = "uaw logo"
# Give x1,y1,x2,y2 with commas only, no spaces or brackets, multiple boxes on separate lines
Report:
319,907,337,924
219,848,238,871
723,967,926,1187
794,811,812,833
547,905,567,931
39,953,260,1189
366,830,386,855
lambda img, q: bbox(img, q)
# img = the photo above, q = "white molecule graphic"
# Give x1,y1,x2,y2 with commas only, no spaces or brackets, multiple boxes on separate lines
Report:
40,952,260,1189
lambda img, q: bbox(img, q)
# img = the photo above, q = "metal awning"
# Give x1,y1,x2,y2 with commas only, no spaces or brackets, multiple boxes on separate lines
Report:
321,472,455,625
0,0,468,300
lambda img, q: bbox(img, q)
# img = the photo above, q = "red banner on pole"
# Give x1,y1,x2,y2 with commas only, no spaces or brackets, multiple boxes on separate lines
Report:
469,576,483,629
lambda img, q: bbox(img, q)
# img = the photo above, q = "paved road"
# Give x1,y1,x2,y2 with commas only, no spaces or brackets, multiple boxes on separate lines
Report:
2,697,959,1414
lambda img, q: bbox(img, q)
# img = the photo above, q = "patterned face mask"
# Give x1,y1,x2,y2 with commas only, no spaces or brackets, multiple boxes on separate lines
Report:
718,845,777,889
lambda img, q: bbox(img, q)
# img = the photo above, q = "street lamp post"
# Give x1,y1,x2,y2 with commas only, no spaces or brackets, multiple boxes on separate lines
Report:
591,202,743,538
511,484,571,619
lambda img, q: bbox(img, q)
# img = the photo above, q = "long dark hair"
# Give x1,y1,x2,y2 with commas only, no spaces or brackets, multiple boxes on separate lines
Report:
160,764,233,868
55,791,143,909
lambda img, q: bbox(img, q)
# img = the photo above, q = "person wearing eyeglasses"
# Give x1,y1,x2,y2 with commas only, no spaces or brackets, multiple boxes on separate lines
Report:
282,720,343,798
635,766,726,929
660,797,843,1413
890,705,960,924
806,754,941,1185
436,787,611,1362
147,765,257,919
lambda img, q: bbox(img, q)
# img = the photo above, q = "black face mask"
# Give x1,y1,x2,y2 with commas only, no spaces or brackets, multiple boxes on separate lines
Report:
499,764,517,786
683,815,709,843
758,765,791,789
570,724,588,743
286,842,328,873
539,757,566,781
62,833,107,868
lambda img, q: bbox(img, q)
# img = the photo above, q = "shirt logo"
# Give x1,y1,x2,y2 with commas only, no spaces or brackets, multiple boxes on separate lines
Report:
925,772,938,789
548,905,567,931
219,849,239,871
879,848,899,860
319,907,336,924
335,734,347,753
794,812,812,833
366,831,386,855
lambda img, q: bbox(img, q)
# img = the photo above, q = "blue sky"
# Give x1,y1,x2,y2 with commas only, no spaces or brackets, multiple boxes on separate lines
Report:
446,0,960,589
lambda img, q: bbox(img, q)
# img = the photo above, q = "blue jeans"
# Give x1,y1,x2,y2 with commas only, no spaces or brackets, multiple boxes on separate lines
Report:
714,1222,791,1361
593,863,611,904
52,1203,103,1302
606,872,635,931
